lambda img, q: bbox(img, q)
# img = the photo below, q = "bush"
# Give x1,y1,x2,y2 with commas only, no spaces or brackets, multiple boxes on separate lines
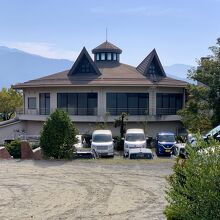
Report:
6,139,21,158
164,137,220,219
176,135,186,143
113,136,124,151
40,109,78,159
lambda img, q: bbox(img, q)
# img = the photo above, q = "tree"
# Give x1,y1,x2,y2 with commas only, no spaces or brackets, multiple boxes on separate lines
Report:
187,38,220,127
165,137,220,219
114,112,128,138
178,84,212,133
40,109,78,159
0,88,23,121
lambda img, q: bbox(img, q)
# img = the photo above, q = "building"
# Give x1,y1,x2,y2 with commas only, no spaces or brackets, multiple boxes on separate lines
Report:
11,41,187,139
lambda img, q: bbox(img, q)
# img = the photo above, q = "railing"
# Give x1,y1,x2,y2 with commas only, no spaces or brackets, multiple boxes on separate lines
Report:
106,108,149,116
16,108,98,116
16,107,181,116
156,108,180,115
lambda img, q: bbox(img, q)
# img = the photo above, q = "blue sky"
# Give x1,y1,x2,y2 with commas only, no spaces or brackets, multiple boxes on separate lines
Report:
0,0,219,66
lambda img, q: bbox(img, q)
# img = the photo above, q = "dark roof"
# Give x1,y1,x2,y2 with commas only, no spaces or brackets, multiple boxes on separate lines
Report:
68,47,101,76
13,62,187,88
92,41,122,54
136,49,166,77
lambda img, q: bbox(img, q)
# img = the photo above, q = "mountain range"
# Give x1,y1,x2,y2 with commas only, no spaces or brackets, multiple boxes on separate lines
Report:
0,46,193,88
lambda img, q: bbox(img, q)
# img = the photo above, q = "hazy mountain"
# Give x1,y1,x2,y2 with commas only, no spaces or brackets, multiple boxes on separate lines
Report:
164,64,194,83
0,46,194,88
0,46,73,88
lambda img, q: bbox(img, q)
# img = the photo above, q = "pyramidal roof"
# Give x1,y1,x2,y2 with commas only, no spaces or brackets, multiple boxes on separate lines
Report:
136,49,166,77
68,47,101,75
92,41,122,54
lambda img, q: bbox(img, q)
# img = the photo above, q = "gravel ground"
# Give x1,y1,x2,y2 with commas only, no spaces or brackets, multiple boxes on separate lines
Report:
0,157,174,220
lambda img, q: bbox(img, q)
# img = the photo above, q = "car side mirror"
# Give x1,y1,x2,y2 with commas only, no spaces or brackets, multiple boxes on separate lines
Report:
121,137,124,140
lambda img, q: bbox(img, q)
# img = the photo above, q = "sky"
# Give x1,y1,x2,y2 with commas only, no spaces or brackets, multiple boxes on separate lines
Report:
0,0,219,66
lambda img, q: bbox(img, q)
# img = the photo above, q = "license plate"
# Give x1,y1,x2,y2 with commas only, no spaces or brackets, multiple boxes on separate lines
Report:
165,149,171,152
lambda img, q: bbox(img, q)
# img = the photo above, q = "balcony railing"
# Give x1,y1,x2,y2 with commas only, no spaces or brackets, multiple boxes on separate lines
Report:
16,107,181,116
16,108,98,116
156,108,180,115
106,108,149,116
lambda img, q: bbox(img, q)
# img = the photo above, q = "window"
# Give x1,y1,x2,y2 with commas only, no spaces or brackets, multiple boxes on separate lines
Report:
113,53,117,61
57,93,97,115
101,53,105,61
107,53,112,60
75,54,95,73
39,93,50,115
116,54,120,61
156,93,183,115
106,93,149,115
28,97,36,109
96,53,100,61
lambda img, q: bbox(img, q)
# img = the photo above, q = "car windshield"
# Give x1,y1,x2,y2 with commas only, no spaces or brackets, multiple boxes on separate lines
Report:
206,125,220,136
93,134,112,142
158,135,175,142
125,133,145,142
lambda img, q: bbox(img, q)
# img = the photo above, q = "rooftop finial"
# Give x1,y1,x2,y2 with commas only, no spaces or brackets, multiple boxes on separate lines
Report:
106,26,108,42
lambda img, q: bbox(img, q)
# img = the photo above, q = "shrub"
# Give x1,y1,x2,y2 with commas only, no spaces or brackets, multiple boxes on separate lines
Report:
40,109,78,159
165,137,220,219
113,136,124,151
6,139,21,158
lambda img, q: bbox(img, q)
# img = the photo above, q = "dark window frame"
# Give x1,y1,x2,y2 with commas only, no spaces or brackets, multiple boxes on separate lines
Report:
28,97,36,109
57,93,98,116
156,93,183,115
106,93,149,115
39,93,50,115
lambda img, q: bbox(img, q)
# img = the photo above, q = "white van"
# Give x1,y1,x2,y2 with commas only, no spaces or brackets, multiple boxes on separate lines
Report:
91,130,114,157
124,129,147,157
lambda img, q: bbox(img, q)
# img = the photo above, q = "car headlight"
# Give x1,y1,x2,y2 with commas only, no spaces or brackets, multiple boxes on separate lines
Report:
109,144,113,149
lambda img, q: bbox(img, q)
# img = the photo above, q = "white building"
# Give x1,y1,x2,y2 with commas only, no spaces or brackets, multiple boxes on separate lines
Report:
10,41,187,139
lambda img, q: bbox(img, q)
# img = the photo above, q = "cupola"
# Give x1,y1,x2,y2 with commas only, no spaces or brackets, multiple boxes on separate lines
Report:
92,41,122,63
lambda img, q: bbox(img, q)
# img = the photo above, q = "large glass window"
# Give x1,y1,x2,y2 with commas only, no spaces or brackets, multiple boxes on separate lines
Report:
113,53,117,61
28,97,36,109
96,53,100,61
106,93,149,115
57,93,97,115
101,53,105,61
39,93,50,115
156,93,183,115
107,53,111,60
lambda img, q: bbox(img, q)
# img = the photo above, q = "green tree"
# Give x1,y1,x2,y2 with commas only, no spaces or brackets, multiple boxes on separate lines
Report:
178,84,212,133
40,109,78,159
188,38,220,126
165,137,220,219
0,88,23,121
114,112,128,138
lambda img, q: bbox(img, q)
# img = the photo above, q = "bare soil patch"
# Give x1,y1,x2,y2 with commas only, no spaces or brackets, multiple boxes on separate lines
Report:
0,158,173,220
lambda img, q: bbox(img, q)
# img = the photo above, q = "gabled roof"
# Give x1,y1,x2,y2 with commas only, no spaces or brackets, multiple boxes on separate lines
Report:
68,47,101,76
92,41,122,54
136,49,166,78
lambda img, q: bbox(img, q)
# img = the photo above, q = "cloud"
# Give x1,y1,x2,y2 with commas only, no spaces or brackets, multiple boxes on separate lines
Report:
90,6,174,16
1,41,78,61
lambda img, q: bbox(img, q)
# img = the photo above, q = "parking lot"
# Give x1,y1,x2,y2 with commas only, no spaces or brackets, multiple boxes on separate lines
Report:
0,157,173,220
